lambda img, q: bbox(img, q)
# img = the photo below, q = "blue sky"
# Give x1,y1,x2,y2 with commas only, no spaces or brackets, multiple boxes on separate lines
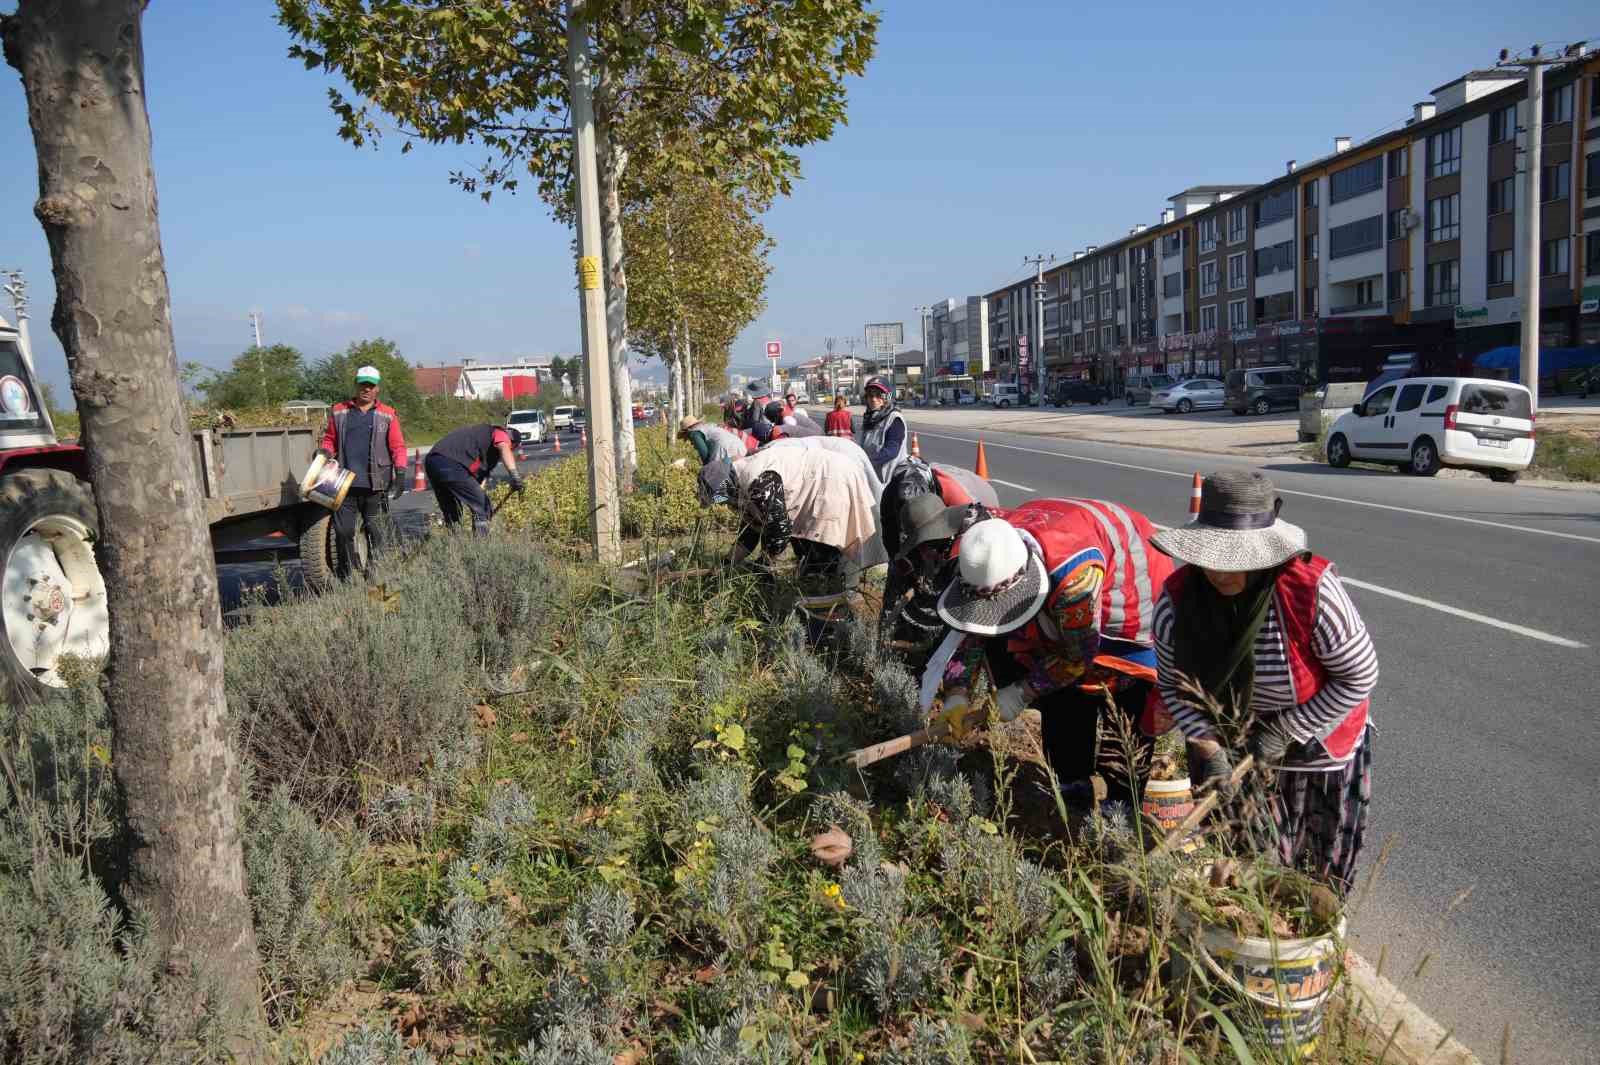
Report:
1,1,1596,396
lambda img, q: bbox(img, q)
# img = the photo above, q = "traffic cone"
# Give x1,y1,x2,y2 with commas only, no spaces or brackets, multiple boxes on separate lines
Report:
412,450,426,492
1188,472,1203,519
974,437,990,480
553,431,561,452
910,431,922,459
580,427,588,449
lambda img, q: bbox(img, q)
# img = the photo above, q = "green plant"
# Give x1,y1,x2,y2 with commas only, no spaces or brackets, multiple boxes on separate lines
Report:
318,1024,436,1065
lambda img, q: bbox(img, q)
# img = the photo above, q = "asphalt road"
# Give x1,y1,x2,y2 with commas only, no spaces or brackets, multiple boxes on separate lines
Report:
905,418,1600,1064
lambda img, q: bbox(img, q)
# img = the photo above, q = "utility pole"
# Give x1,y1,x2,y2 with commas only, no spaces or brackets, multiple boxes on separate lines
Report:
1498,41,1581,414
915,305,931,404
1024,254,1055,404
248,310,263,349
566,0,621,562
247,310,266,401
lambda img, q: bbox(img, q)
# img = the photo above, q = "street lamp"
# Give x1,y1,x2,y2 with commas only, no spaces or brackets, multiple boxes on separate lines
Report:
914,305,931,405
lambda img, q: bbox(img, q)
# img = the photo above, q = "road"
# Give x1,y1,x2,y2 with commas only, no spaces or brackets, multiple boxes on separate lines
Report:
904,417,1599,1065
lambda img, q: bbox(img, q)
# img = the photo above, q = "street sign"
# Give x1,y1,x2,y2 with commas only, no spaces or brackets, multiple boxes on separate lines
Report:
766,340,782,359
864,322,904,355
948,360,966,376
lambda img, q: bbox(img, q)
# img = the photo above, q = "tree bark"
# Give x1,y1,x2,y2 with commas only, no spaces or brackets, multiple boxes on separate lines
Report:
2,0,260,1017
593,82,636,490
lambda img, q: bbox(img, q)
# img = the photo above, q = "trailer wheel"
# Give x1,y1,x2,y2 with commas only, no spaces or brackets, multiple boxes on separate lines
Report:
0,470,109,702
298,511,366,593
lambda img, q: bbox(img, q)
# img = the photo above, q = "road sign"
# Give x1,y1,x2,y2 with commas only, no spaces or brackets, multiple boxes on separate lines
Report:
948,360,966,376
766,340,782,359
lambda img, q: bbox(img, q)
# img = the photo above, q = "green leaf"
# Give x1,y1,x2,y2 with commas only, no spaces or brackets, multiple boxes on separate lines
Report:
737,1024,762,1046
1193,999,1259,1065
719,723,746,751
786,744,806,760
784,970,810,989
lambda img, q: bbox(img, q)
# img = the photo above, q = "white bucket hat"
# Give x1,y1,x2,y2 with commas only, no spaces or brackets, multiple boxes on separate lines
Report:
936,518,1049,635
1150,469,1309,572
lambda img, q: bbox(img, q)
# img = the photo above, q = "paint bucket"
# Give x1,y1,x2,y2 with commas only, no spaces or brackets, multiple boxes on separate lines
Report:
1175,876,1345,1053
299,453,355,511
1142,776,1200,854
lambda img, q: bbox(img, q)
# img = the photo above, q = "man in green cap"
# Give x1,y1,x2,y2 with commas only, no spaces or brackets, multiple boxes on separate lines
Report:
318,363,409,577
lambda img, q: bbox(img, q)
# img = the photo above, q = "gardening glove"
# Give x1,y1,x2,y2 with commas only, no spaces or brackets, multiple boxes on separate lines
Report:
389,471,409,500
933,692,979,742
993,683,1031,723
1196,745,1236,798
507,472,526,494
1248,718,1295,767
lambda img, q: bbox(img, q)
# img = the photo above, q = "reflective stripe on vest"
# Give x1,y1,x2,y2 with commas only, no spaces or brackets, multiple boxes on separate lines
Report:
1045,498,1160,645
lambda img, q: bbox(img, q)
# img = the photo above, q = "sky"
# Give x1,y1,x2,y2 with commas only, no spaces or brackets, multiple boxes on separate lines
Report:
1,0,1597,397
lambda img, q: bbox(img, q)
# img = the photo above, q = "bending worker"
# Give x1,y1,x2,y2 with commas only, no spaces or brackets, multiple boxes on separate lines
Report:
1149,470,1377,894
678,413,748,466
423,423,525,535
928,498,1173,806
317,363,409,579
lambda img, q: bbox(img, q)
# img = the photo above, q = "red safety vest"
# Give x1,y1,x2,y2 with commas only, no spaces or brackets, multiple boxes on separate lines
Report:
1151,555,1369,759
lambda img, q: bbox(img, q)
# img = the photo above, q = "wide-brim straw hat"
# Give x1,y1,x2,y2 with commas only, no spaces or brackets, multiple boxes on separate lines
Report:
677,414,703,435
1150,469,1308,572
936,518,1048,635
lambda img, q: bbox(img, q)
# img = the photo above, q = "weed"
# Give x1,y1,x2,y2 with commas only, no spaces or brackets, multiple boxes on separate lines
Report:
317,1024,436,1064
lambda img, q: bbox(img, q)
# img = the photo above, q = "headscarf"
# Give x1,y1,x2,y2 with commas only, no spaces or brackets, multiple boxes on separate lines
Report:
1168,564,1281,721
861,382,898,434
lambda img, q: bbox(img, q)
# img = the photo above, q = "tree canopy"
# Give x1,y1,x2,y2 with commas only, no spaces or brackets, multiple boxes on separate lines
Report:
198,343,307,409
303,337,423,417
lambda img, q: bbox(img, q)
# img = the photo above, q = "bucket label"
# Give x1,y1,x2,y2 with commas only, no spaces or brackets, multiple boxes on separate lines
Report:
1216,948,1339,1007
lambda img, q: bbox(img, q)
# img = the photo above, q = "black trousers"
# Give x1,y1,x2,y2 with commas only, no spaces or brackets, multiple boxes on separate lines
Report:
333,486,388,579
425,451,492,532
984,637,1153,807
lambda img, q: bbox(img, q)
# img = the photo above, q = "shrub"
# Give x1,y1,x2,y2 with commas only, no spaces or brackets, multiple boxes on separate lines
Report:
882,1017,975,1065
242,786,359,1024
226,575,473,813
676,1006,798,1065
318,1024,436,1065
402,535,558,679
528,884,641,1045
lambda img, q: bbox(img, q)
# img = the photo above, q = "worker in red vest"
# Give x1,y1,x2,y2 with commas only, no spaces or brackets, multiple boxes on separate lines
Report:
927,498,1173,806
317,364,408,578
824,393,855,437
1148,470,1377,893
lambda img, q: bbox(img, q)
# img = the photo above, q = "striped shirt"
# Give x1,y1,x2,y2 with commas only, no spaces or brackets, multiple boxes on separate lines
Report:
1151,566,1378,771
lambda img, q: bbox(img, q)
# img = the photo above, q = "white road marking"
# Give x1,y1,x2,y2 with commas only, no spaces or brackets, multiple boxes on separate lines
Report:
916,430,1600,546
987,478,1035,492
1338,576,1588,648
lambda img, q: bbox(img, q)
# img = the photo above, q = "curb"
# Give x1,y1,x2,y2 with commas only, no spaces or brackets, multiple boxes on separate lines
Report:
1342,950,1481,1065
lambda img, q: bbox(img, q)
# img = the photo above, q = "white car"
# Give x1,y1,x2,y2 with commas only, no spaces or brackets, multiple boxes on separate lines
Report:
1325,376,1533,482
552,405,577,430
1151,378,1226,413
506,408,545,445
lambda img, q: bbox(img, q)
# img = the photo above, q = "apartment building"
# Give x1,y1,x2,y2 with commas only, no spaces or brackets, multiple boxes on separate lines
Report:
925,296,990,393
977,50,1600,397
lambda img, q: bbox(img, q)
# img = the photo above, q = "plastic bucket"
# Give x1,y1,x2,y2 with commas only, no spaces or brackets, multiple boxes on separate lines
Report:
299,453,355,511
1142,776,1200,854
1176,889,1345,1052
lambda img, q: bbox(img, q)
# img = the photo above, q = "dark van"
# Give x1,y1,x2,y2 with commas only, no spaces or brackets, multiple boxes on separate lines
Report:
1226,365,1302,415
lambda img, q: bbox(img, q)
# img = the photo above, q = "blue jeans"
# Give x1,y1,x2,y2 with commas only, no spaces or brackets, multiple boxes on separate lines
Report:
424,451,491,533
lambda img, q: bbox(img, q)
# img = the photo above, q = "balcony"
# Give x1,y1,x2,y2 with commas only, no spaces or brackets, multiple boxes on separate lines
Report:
1328,299,1383,315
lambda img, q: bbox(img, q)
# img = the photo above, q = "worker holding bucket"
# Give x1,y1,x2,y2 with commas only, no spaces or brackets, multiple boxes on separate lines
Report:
315,364,409,579
423,423,525,536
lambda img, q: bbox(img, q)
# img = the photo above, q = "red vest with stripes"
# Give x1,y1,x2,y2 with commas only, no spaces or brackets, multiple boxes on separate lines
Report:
1162,555,1369,759
1004,498,1172,648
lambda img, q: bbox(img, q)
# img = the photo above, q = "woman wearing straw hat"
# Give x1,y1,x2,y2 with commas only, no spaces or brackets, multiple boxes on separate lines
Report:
1148,469,1377,893
677,413,748,466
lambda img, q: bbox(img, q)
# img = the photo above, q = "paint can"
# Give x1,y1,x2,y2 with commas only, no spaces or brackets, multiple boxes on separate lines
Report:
299,453,355,511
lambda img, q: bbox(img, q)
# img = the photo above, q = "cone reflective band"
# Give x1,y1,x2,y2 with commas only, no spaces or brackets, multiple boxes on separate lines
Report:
910,432,922,458
413,450,427,491
1189,472,1203,519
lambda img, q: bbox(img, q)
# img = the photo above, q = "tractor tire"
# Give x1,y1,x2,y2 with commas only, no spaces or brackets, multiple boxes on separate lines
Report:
298,510,367,593
0,469,108,704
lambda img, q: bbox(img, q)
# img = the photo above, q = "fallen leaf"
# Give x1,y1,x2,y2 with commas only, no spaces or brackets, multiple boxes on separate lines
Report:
614,1044,646,1065
692,964,719,984
809,827,852,868
474,703,497,728
510,731,530,743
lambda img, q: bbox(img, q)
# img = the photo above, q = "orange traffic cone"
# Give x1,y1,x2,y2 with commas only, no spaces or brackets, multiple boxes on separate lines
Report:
412,450,426,492
553,430,562,453
974,437,990,480
910,431,922,459
1188,472,1203,520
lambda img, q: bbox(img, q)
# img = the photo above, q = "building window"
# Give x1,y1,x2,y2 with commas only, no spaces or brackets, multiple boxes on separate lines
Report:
1100,291,1112,317
1198,217,1219,253
1488,176,1516,215
1069,268,1080,289
1082,297,1095,323
1228,253,1247,290
1427,127,1461,178
1303,181,1319,208
1489,103,1517,144
1227,299,1247,330
1425,259,1459,307
1330,156,1384,203
1162,271,1183,298
1387,207,1406,241
1541,237,1570,277
1543,83,1573,125
1307,233,1318,260
1256,292,1294,322
1541,161,1570,202
1227,206,1247,244
1488,249,1515,286
1100,325,1113,350
1387,268,1409,303
1427,193,1460,243
1303,285,1318,316
1587,232,1600,277
1329,215,1384,258
1587,150,1600,198
1387,146,1408,180
1162,232,1182,258
1254,240,1294,275
1255,187,1295,227
1199,261,1219,297
1098,259,1112,285
1594,76,1600,116
1353,279,1378,307
1200,305,1218,332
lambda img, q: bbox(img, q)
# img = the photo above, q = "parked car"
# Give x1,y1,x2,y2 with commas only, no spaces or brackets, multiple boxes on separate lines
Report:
552,405,577,430
1055,380,1109,406
572,409,588,433
1226,365,1303,415
506,408,546,445
1151,378,1226,414
989,383,1033,408
938,387,976,406
1124,372,1176,406
1324,377,1533,481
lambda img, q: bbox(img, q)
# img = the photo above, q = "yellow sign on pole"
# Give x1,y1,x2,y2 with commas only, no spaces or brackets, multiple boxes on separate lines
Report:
578,255,601,291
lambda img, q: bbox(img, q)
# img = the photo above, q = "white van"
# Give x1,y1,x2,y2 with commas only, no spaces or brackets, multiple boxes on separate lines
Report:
1325,377,1534,482
552,405,577,430
989,383,1032,408
506,408,545,444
